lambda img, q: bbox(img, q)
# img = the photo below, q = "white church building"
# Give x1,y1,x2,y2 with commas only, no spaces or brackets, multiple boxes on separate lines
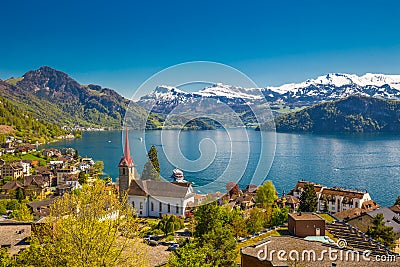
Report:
117,130,194,218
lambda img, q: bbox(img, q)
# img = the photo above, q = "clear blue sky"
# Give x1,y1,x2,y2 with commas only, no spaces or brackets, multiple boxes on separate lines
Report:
1,0,399,97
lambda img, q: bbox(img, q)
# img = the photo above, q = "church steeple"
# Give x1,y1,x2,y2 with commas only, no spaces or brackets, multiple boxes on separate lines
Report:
119,128,135,167
118,128,137,196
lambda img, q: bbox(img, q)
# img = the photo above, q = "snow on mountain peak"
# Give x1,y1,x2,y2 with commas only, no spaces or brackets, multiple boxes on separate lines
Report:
267,73,400,93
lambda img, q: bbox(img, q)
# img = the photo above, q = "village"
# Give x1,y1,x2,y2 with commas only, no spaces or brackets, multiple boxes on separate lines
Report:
0,133,399,266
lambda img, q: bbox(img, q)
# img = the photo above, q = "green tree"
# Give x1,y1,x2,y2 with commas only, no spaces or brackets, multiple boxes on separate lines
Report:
256,180,278,208
16,181,148,267
15,187,25,202
157,214,184,236
0,202,6,215
148,145,160,173
9,203,33,222
271,206,289,226
298,183,318,212
246,207,267,234
93,160,104,173
6,199,20,210
141,160,160,181
0,248,15,266
168,240,213,267
170,202,237,267
78,171,88,184
366,213,397,249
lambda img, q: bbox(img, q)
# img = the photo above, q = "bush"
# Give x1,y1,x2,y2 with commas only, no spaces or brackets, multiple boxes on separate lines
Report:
6,199,20,210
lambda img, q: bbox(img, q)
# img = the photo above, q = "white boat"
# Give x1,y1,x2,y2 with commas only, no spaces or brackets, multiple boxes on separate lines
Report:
139,137,143,142
172,168,184,182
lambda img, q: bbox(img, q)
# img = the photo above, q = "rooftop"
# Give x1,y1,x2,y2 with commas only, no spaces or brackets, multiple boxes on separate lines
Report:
289,212,325,221
241,236,398,266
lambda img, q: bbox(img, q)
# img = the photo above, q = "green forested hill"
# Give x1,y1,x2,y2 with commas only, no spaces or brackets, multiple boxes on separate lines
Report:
1,66,148,129
273,96,400,133
0,96,67,142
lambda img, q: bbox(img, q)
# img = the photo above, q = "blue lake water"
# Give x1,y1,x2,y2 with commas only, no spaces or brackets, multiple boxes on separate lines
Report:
43,130,400,207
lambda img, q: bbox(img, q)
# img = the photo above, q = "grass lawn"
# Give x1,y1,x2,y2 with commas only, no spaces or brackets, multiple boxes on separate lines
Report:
0,152,47,166
319,213,336,223
235,228,286,263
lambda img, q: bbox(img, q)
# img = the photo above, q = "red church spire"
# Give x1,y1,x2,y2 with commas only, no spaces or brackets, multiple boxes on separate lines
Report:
119,128,135,167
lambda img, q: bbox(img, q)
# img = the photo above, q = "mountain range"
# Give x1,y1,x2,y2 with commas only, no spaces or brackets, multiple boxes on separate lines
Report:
137,73,400,112
2,67,400,132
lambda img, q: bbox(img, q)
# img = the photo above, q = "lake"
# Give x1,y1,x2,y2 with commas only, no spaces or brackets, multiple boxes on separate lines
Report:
43,130,400,207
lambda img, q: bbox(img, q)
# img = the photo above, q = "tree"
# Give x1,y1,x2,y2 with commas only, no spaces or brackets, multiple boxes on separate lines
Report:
148,145,160,173
298,183,318,212
15,187,24,202
271,206,289,227
170,201,237,266
229,214,247,238
16,181,148,266
9,203,33,222
0,248,14,266
246,207,267,234
366,213,397,249
256,180,278,208
0,202,6,215
141,160,160,181
78,171,88,184
394,195,400,206
93,161,104,173
157,214,184,236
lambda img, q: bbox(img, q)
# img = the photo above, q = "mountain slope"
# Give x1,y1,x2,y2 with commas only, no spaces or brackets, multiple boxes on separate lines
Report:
2,66,148,128
273,96,400,133
0,95,66,142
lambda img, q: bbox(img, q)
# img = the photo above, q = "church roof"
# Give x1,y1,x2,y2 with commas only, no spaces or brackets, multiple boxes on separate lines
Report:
119,129,135,167
128,180,194,199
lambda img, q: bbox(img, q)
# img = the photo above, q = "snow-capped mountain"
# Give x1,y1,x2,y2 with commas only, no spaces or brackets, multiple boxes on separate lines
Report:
137,73,400,114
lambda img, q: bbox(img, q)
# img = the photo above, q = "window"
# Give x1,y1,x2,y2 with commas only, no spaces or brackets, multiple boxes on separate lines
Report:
122,168,126,175
159,202,162,212
132,201,135,208
176,205,179,214
167,203,171,213
140,202,143,210
151,202,154,211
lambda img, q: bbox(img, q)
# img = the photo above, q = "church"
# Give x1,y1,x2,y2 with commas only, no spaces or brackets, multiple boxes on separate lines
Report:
117,130,195,218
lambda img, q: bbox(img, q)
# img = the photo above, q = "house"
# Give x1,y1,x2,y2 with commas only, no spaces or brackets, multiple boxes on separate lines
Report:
276,195,300,212
0,163,24,179
0,221,31,255
288,212,325,237
10,160,31,175
290,180,325,199
346,207,400,253
55,166,79,185
242,184,258,195
28,199,55,220
23,175,50,199
2,180,24,195
289,181,375,214
240,236,398,267
318,187,373,214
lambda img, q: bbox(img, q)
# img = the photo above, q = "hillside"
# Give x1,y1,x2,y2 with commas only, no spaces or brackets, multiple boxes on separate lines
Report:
272,96,400,133
1,67,148,129
0,96,67,142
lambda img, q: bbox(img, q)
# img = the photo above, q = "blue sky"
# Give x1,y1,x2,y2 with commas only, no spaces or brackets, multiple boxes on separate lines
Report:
1,0,399,97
